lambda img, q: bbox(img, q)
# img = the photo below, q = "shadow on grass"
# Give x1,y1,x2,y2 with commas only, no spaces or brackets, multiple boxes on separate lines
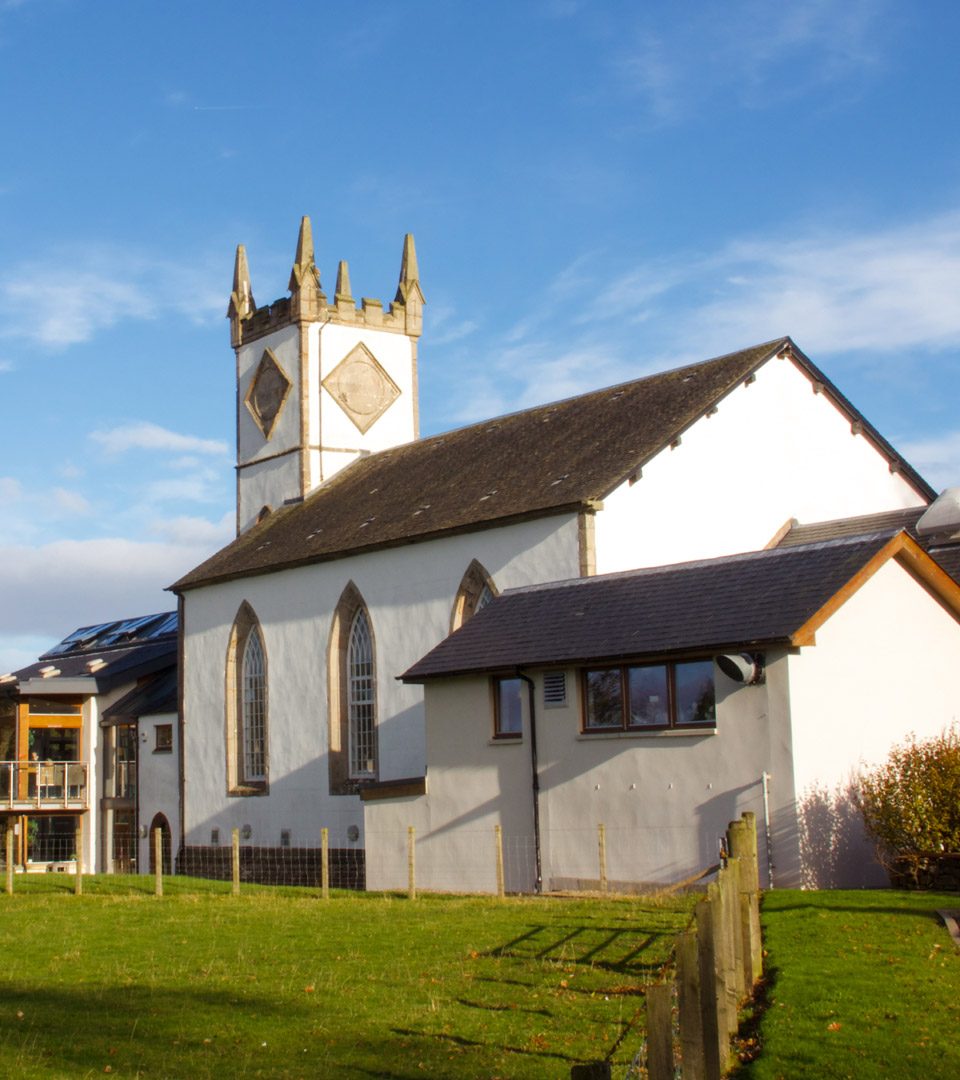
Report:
486,922,669,975
391,1025,583,1068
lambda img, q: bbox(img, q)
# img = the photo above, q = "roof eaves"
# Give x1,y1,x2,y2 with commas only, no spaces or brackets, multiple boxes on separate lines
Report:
590,337,793,502
784,343,936,503
171,500,588,593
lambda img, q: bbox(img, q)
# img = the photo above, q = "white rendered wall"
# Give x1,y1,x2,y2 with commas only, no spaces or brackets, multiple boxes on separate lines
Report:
236,324,301,530
786,558,960,886
236,321,417,533
136,712,180,874
365,659,798,894
315,322,416,467
181,513,581,853
595,356,926,574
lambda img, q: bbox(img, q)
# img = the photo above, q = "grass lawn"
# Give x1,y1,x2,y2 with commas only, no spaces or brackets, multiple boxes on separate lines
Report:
734,889,960,1080
0,876,693,1078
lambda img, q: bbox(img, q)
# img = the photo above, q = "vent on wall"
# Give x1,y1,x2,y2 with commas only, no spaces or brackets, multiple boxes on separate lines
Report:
543,671,567,707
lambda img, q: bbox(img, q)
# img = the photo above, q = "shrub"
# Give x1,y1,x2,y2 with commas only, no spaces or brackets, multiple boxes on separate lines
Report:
857,727,960,864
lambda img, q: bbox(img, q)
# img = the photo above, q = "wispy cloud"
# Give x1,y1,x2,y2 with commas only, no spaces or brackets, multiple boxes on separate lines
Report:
615,0,888,124
149,512,233,546
52,487,93,515
438,207,960,425
0,359,12,372
900,432,960,492
90,421,227,457
0,245,224,348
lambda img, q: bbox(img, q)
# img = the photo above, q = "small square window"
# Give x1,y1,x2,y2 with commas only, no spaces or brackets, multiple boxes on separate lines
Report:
154,724,173,753
210,828,220,846
494,677,523,738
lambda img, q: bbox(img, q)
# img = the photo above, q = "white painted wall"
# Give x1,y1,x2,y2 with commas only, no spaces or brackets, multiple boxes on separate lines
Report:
595,355,926,574
787,557,960,886
181,513,582,852
315,322,416,467
364,661,796,894
136,711,180,874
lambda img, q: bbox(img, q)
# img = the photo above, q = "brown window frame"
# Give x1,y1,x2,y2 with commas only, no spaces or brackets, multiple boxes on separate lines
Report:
154,724,173,753
581,659,716,733
493,676,523,740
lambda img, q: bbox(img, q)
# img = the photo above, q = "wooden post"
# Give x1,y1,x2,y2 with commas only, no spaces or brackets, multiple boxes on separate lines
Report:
676,931,704,1080
729,814,763,986
597,823,608,893
231,827,240,897
154,827,163,898
74,820,83,896
718,866,738,1035
494,824,505,899
5,824,14,896
696,887,725,1080
407,825,416,901
321,827,330,900
646,982,673,1080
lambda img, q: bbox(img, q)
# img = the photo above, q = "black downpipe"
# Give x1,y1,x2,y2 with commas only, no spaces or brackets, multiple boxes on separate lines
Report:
517,671,542,894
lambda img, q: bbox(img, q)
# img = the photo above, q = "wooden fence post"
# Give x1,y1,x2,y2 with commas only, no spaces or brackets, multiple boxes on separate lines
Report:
407,825,416,901
677,930,705,1080
696,886,725,1080
646,983,673,1080
5,824,14,895
598,823,607,893
494,824,505,899
154,827,163,897
74,820,83,896
231,827,240,897
321,827,330,900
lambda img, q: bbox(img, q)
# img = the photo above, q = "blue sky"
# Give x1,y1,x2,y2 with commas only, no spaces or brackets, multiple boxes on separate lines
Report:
1,0,959,672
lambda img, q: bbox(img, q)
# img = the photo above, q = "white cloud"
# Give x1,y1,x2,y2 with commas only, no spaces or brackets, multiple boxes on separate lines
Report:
900,432,960,492
90,421,227,457
436,207,960,429
0,246,224,349
0,359,12,372
150,512,233,546
0,533,223,671
616,0,887,124
0,476,22,499
52,487,93,515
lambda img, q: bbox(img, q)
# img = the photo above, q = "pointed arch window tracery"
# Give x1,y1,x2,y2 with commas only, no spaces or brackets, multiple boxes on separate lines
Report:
451,560,499,632
225,602,269,794
328,583,379,794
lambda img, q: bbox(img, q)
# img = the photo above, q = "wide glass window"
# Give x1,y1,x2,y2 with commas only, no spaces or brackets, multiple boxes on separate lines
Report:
583,660,716,732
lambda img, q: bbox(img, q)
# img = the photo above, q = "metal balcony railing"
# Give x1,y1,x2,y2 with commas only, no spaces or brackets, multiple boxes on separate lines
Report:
0,761,90,811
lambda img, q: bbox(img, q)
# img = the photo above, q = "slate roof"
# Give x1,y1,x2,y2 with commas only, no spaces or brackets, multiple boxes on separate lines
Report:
401,533,938,681
103,667,178,721
777,508,960,585
173,337,933,592
3,611,178,693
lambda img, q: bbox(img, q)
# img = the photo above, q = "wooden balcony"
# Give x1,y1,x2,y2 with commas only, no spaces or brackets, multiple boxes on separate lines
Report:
0,761,90,813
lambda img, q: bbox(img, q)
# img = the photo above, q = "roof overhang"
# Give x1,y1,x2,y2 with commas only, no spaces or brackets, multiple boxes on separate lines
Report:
18,676,99,696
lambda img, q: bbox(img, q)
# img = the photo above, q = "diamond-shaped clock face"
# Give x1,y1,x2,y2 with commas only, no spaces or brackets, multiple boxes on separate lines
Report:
322,343,400,434
245,349,291,439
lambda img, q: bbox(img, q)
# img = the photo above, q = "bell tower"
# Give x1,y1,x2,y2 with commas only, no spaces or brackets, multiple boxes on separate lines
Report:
228,219,424,534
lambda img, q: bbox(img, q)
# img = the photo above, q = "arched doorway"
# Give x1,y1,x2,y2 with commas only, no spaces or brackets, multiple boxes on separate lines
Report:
148,813,172,876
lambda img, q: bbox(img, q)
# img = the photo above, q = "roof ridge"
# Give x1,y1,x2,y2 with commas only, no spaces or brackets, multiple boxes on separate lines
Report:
501,532,896,597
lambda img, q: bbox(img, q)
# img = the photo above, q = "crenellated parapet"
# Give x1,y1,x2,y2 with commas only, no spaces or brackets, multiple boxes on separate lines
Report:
228,217,424,347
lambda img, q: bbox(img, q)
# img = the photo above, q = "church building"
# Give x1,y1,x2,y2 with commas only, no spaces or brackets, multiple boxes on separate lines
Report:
171,218,949,890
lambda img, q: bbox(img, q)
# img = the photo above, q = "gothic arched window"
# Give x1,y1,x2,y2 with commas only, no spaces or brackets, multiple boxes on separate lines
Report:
451,560,498,631
328,583,378,794
225,602,269,794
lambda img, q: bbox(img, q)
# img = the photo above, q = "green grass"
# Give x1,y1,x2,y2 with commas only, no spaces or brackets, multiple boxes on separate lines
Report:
734,889,960,1080
0,876,693,1078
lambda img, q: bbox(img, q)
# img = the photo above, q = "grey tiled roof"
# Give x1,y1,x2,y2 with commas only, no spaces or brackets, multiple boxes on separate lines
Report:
401,534,898,680
103,667,178,720
175,336,936,592
778,508,960,585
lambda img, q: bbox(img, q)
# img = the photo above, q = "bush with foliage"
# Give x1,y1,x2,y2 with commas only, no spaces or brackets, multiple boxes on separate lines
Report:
857,726,960,861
